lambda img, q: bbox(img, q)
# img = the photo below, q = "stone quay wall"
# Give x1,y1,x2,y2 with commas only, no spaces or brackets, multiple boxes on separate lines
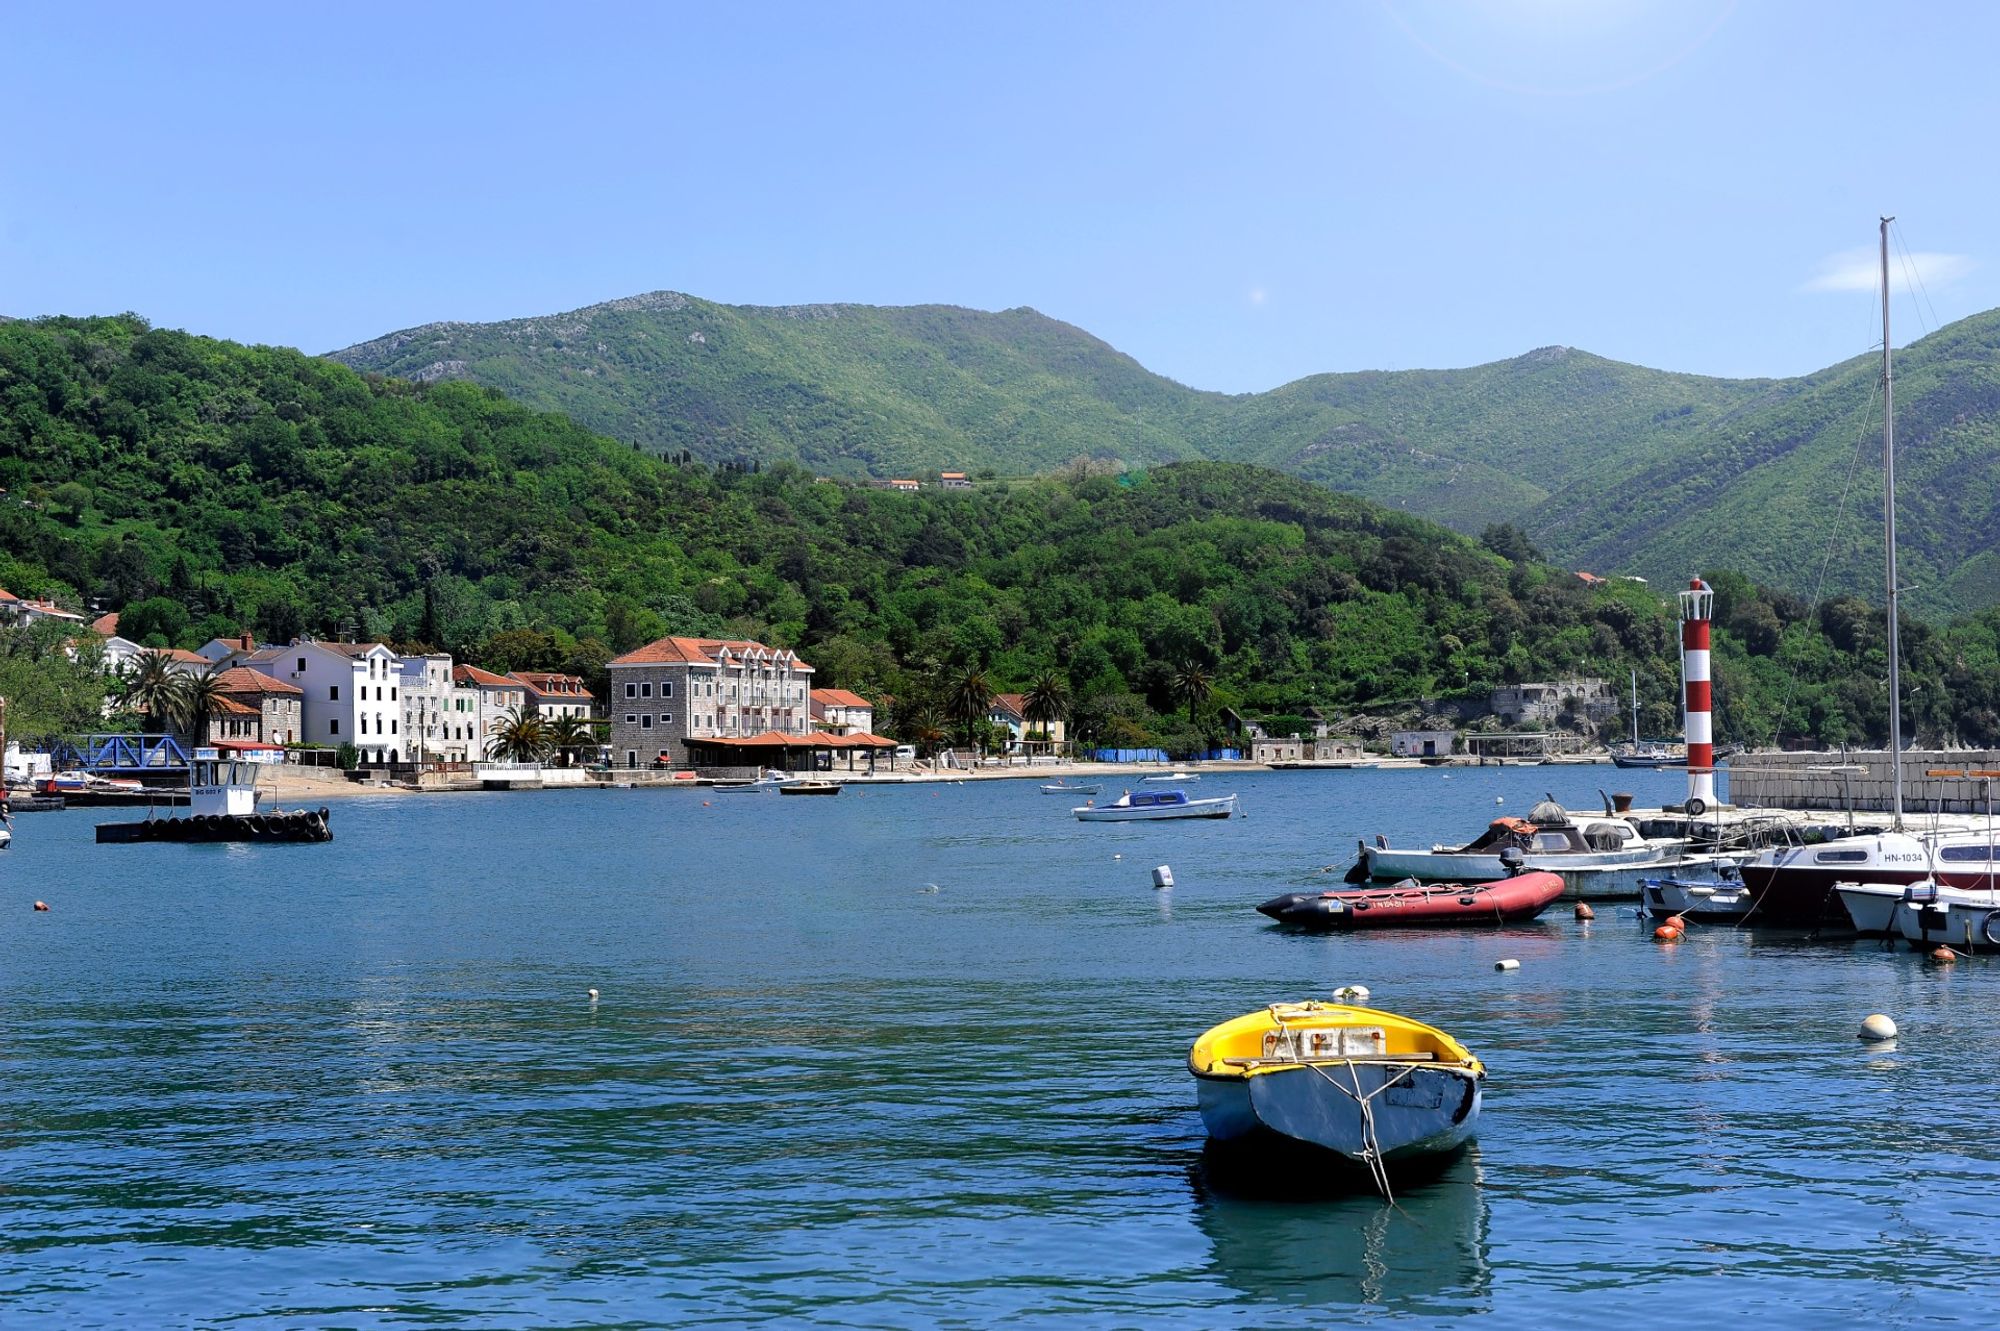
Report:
1729,750,2000,815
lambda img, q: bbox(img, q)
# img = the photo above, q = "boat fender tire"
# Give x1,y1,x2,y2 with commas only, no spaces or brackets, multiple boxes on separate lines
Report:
1981,911,2000,949
1685,797,1707,817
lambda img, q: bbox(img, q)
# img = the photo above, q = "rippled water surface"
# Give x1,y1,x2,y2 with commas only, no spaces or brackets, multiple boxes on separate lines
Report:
5,766,1999,1328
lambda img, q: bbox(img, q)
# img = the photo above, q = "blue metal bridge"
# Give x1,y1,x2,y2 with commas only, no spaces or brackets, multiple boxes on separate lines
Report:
46,733,192,776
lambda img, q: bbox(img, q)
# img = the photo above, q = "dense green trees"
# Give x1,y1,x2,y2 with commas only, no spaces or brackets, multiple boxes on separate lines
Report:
5,314,2000,755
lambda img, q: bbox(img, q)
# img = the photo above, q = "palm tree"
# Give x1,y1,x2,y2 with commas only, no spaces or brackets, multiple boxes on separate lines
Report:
485,706,552,763
1023,670,1070,752
947,667,991,752
171,670,228,742
1170,660,1213,727
127,650,181,732
908,704,948,760
546,714,595,767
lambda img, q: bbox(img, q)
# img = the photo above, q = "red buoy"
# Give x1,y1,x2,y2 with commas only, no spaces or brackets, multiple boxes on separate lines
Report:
1654,925,1681,942
1574,903,1595,920
33,901,49,912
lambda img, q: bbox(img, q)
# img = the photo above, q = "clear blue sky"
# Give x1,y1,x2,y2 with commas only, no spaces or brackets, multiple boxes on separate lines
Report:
4,1,1992,393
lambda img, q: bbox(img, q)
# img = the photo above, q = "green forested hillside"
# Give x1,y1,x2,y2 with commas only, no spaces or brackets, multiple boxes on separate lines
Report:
8,313,2000,751
332,294,2000,616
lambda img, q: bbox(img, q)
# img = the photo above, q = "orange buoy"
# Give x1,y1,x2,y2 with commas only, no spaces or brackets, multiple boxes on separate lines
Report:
33,901,49,912
1574,903,1595,921
1666,915,1688,931
1931,946,1957,963
1653,925,1681,942
702,801,711,807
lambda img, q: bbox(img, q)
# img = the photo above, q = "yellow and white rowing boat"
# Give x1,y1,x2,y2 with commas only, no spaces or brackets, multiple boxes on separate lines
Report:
1188,1001,1483,1194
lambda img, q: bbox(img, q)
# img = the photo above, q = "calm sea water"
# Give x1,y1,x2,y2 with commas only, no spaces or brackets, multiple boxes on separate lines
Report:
5,765,1998,1329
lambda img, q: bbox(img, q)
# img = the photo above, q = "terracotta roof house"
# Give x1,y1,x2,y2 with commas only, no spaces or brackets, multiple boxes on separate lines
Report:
508,670,597,721
809,687,875,736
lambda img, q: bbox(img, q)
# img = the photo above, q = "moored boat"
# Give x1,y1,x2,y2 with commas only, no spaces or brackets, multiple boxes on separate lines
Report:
1257,871,1564,930
1890,881,2000,950
1141,771,1200,783
1189,1001,1483,1194
714,772,789,793
1075,789,1236,821
779,780,841,796
1040,781,1101,795
96,749,332,845
1357,798,1674,884
1641,874,1754,923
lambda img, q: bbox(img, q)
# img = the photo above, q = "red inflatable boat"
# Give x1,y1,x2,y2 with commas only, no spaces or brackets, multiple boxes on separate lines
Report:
1256,871,1566,930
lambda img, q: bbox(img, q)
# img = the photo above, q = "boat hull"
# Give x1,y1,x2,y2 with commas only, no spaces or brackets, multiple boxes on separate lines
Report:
1831,882,1912,936
1641,877,1754,923
1257,872,1565,930
1893,888,2000,950
95,809,332,844
1737,834,1934,926
1196,1064,1481,1166
1075,795,1236,821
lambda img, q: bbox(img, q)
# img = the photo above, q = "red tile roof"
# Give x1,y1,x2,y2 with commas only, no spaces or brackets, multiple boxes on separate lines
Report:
213,667,303,696
454,664,520,689
161,648,209,664
91,612,120,635
611,636,814,672
990,693,1027,720
810,688,872,709
210,695,259,716
509,670,595,699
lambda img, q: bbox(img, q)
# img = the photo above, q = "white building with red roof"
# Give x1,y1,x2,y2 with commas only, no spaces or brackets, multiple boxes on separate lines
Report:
508,670,597,722
453,664,529,751
809,688,874,736
242,639,404,762
607,636,815,769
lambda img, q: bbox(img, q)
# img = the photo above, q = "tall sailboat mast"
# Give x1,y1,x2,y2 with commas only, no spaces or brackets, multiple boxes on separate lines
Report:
1881,216,1904,828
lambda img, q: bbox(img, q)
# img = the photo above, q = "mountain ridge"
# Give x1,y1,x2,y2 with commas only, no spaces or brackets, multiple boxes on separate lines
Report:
326,294,2000,615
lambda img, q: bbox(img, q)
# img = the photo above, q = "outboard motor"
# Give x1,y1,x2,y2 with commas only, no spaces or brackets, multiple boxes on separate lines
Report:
1499,846,1527,877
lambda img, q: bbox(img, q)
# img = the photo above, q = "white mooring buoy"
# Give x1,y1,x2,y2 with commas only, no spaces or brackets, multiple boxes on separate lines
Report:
587,988,600,1001
1858,1013,1897,1042
1152,865,1175,890
1494,958,1521,972
1332,984,1371,1004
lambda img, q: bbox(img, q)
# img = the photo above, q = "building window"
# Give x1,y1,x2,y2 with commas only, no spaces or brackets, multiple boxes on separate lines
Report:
625,682,637,699
297,657,307,673
627,750,637,768
625,713,637,724
391,721,398,734
391,687,398,701
330,685,339,701
330,720,340,735
642,682,653,698
360,716,368,734
663,681,674,698
661,713,673,725
640,715,653,730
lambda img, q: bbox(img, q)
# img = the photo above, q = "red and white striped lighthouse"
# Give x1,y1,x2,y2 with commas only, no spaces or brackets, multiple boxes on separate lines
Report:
1678,577,1717,810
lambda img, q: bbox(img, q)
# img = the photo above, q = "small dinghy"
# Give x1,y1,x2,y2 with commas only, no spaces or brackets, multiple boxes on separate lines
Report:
1642,875,1754,924
1040,781,1101,795
1189,1000,1483,1196
1141,771,1200,783
1256,871,1563,930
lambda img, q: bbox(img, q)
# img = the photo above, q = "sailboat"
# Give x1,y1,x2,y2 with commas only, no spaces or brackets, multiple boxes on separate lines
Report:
1610,668,1685,769
1739,219,2000,927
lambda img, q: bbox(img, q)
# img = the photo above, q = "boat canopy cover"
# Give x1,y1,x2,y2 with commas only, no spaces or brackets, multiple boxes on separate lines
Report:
1526,798,1567,826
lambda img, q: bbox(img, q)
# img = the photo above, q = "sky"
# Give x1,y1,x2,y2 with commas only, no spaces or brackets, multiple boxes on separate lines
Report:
4,1,1996,393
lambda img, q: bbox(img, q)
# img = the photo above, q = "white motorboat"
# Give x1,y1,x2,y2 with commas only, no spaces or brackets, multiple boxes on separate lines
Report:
1834,880,1929,936
1360,798,1674,882
1891,882,2000,950
1142,771,1200,783
1641,875,1754,923
1040,781,1102,795
1075,789,1236,821
714,772,789,793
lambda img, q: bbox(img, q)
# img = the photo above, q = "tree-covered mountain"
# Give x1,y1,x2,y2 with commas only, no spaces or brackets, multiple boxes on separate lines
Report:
8,313,2000,751
332,293,2000,617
